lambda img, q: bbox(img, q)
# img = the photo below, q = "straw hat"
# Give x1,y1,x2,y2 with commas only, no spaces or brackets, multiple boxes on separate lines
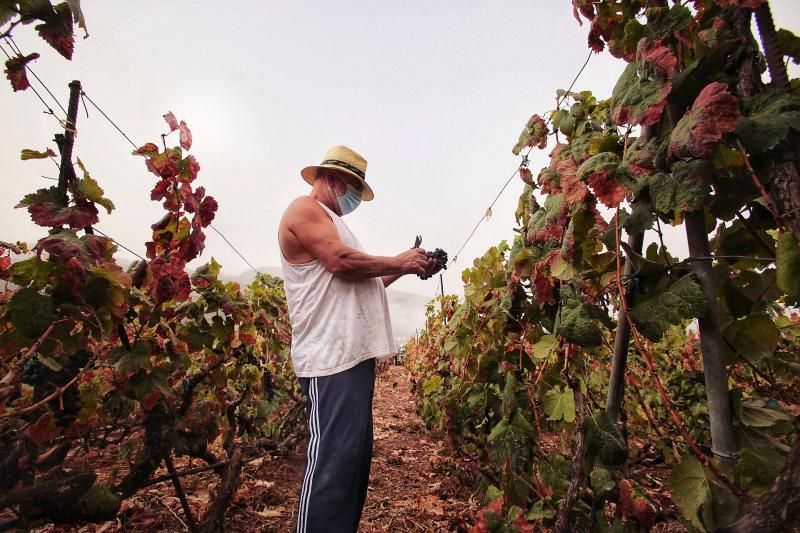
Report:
301,145,374,201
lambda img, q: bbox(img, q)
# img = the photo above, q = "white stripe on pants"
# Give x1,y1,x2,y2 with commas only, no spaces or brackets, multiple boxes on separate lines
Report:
297,378,319,533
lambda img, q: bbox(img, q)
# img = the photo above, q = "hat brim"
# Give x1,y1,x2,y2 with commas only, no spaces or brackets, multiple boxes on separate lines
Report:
301,164,375,201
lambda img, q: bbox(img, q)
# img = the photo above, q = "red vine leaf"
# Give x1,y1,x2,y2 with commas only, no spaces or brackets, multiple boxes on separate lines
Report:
196,196,218,227
180,155,200,182
469,496,504,533
163,111,179,132
179,121,192,151
557,155,589,205
4,53,40,92
577,153,628,208
27,412,60,445
668,82,739,160
133,143,159,157
512,114,548,155
17,187,99,229
619,479,657,527
639,39,677,77
587,172,627,208
611,39,676,127
519,167,534,185
35,3,75,60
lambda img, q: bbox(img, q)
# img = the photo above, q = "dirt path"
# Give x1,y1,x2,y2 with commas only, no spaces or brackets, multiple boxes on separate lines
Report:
236,364,479,532
27,365,477,532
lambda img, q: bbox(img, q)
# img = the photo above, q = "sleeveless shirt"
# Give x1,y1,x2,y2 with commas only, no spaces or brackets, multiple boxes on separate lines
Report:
279,201,397,377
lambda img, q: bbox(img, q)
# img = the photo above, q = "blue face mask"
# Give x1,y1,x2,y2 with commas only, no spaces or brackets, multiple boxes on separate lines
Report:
336,183,362,215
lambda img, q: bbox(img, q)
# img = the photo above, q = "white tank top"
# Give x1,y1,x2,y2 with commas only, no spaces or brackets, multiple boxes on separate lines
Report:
280,201,397,377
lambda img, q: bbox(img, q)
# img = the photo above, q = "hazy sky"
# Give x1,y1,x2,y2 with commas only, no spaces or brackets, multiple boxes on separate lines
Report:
2,1,799,302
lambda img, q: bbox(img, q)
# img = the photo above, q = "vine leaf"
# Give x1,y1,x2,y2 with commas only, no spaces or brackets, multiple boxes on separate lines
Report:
35,2,75,60
722,314,779,363
27,412,60,445
76,158,115,213
576,152,628,208
630,274,707,341
667,455,740,531
543,385,575,423
179,121,192,151
610,40,675,126
668,82,739,160
10,286,56,339
21,147,56,160
619,479,656,528
777,28,800,65
554,284,608,346
512,114,548,155
647,161,711,215
5,53,41,92
736,89,800,155
585,411,626,468
17,186,99,229
111,341,152,378
487,411,534,468
164,111,179,132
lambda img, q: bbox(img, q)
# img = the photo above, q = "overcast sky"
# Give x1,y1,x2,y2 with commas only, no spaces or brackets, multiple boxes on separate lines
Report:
2,1,799,304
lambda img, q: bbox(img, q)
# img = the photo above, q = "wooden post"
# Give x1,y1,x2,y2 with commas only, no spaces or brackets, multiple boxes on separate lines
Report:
755,2,789,90
753,2,800,241
56,80,81,197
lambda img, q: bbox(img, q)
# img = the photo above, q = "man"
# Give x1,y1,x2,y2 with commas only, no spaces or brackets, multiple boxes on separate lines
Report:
278,145,441,533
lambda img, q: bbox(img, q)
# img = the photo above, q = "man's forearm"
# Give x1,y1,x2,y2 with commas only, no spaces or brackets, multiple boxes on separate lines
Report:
325,248,405,280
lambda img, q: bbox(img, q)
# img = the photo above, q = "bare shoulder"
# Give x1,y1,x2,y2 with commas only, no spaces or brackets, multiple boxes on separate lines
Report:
282,196,329,225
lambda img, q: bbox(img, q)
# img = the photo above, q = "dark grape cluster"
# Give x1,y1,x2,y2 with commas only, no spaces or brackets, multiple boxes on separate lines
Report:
21,349,92,427
51,387,81,427
22,357,62,387
262,369,275,402
418,248,448,280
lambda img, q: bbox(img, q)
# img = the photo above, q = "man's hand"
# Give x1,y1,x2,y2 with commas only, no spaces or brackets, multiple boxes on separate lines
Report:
395,248,429,276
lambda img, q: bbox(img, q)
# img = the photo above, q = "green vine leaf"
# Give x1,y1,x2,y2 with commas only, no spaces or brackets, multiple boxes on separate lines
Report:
667,455,740,532
586,411,626,468
10,286,56,339
543,385,575,423
630,274,707,341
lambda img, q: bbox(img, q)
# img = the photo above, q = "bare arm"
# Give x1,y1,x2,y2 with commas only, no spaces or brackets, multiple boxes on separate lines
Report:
286,198,429,280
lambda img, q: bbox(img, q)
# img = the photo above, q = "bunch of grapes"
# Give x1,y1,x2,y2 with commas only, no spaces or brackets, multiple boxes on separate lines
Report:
262,369,275,402
51,387,81,427
21,358,61,387
21,349,92,428
419,248,448,280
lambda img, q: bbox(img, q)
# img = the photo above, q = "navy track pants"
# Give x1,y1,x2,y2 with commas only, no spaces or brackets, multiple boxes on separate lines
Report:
296,358,376,533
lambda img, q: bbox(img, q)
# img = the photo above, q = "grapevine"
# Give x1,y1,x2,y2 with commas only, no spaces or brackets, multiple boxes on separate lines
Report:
0,7,304,526
407,2,800,531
